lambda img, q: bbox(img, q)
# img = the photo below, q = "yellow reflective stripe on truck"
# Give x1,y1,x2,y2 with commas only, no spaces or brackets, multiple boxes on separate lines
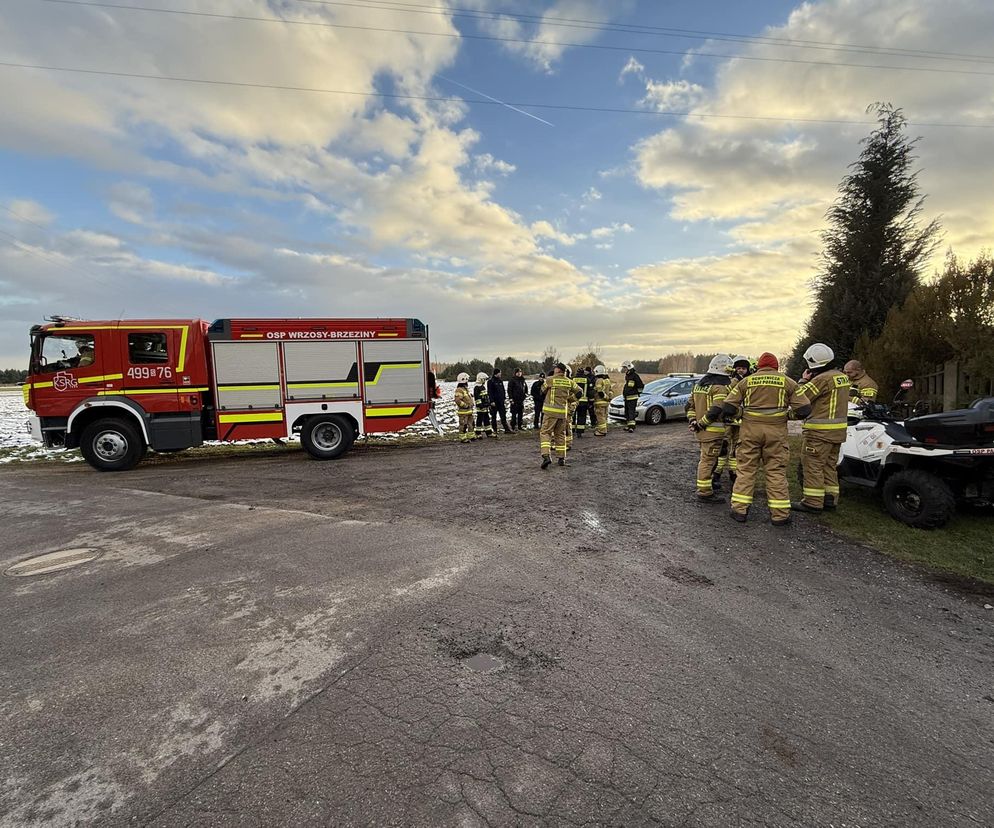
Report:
97,387,209,396
365,407,417,417
365,363,422,385
218,412,284,424
217,384,280,391
287,381,358,389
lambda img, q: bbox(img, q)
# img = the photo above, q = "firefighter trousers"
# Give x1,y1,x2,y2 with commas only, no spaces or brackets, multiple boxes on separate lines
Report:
475,409,493,436
540,415,568,458
594,402,609,435
696,437,724,496
574,401,590,432
730,422,791,521
800,436,842,508
624,397,638,428
458,412,475,442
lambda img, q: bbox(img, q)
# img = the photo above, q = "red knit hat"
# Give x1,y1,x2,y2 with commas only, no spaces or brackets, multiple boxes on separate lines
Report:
757,352,779,371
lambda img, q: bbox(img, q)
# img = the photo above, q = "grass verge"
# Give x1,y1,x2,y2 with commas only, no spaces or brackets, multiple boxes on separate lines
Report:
787,437,993,587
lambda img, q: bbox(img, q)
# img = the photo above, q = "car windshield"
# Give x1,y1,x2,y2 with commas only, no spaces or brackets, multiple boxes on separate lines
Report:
644,379,678,394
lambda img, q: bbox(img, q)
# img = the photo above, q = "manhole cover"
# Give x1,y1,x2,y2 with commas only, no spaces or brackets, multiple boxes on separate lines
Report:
5,548,103,577
464,653,504,673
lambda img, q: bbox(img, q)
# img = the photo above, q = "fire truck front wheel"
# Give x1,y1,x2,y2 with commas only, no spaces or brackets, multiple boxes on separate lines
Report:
301,415,354,460
80,417,146,471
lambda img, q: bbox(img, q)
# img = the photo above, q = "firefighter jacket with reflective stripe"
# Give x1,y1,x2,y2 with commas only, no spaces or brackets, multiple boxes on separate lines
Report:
798,368,850,442
594,377,614,401
542,376,582,416
584,373,596,401
623,370,644,400
691,374,731,437
454,385,475,414
723,369,810,424
848,371,879,403
725,374,750,424
474,384,490,409
574,375,588,399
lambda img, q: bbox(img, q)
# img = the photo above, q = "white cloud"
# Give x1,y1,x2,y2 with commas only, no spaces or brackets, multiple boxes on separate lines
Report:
107,183,155,225
477,0,635,73
3,199,54,226
473,153,517,176
590,222,634,239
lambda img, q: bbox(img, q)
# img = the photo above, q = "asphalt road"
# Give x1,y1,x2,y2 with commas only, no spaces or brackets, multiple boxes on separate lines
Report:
1,425,992,827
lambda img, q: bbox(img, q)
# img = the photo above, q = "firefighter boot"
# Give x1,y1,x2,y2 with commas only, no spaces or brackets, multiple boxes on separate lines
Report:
729,510,747,523
558,457,566,467
711,475,723,493
791,500,822,514
823,494,837,510
541,456,552,470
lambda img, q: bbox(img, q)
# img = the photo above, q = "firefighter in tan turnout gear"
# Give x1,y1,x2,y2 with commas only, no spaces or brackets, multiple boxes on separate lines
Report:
592,365,613,437
700,352,811,526
454,372,476,443
844,360,879,405
540,363,582,468
687,354,733,502
792,344,850,512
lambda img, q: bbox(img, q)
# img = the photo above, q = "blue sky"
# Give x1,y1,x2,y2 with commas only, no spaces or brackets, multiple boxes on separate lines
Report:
1,0,992,368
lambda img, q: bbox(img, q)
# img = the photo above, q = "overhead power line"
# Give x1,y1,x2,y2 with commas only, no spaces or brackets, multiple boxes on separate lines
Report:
312,0,994,66
2,60,992,129
38,0,994,79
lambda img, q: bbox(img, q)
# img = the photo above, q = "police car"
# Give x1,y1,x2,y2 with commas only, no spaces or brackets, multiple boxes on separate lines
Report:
608,373,702,425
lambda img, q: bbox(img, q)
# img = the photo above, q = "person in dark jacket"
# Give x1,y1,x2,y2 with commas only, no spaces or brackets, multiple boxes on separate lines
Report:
530,373,546,429
507,368,528,431
487,368,512,434
621,361,645,432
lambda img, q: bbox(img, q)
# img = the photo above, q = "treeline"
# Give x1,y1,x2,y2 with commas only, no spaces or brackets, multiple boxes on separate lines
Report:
783,104,992,407
0,368,28,384
858,252,994,401
438,348,604,381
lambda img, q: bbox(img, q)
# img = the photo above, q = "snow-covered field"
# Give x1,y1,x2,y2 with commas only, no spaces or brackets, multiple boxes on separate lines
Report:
0,383,536,463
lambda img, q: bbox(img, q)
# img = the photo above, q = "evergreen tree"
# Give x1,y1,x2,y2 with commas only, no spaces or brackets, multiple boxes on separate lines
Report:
787,104,940,376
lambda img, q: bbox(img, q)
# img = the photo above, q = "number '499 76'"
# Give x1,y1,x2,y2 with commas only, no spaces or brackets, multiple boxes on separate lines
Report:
127,366,173,380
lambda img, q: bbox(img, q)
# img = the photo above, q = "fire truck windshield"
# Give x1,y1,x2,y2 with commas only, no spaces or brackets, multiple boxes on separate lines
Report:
32,332,96,374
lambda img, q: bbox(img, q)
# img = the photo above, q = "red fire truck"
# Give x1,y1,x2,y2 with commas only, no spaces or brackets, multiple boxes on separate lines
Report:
24,316,437,471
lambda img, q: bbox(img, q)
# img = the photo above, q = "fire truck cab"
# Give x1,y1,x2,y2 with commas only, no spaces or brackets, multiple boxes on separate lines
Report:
24,316,434,471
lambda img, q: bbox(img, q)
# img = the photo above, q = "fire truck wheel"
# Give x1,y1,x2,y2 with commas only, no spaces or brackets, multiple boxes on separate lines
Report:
80,417,145,472
301,415,354,460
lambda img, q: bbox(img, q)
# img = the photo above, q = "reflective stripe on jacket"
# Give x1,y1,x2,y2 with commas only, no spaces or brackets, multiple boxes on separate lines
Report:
799,369,850,441
724,369,808,425
542,376,582,416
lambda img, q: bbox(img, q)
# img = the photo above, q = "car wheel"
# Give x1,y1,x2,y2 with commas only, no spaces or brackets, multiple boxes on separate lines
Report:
646,406,664,425
301,415,355,460
881,469,955,529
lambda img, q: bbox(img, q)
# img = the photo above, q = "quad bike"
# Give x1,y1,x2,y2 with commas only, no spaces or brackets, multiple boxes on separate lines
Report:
835,381,994,528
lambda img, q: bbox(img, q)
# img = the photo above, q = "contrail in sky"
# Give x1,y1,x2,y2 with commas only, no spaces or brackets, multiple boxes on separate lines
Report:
438,76,555,126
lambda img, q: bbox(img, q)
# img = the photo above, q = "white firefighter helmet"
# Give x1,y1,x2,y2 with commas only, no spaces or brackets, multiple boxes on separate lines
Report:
621,360,634,371
475,371,488,383
732,355,750,368
803,343,835,369
707,354,733,374
565,365,573,377
594,364,607,376
456,372,470,383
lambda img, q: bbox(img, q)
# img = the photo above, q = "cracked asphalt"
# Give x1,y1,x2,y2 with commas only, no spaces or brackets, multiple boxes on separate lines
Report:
1,423,993,827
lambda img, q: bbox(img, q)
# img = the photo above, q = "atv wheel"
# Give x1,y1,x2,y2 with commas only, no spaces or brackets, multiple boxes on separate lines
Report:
882,469,955,529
